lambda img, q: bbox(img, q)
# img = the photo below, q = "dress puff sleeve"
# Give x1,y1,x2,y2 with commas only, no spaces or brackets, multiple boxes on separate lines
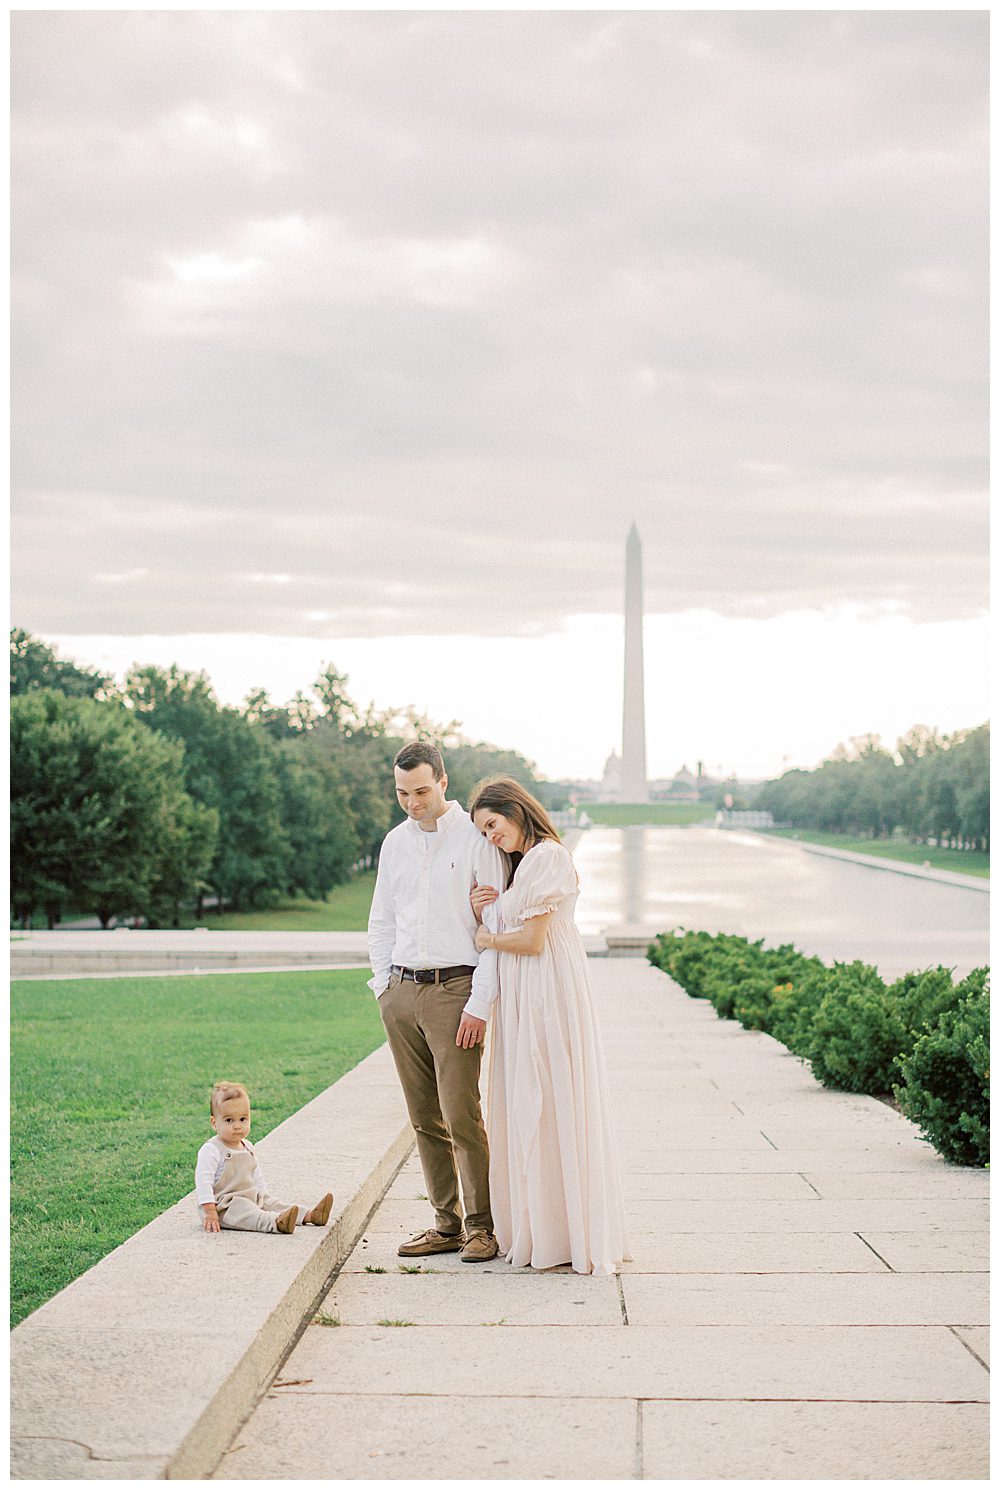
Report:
516,841,580,920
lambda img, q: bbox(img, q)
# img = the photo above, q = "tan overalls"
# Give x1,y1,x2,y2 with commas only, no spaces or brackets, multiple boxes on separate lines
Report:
208,1140,296,1233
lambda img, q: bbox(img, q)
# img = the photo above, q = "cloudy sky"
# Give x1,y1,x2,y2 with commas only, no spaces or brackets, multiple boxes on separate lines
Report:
12,10,988,779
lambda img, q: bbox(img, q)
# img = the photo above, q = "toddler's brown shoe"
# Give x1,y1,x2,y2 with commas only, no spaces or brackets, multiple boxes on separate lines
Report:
276,1206,299,1234
460,1229,499,1262
397,1228,464,1257
304,1193,333,1226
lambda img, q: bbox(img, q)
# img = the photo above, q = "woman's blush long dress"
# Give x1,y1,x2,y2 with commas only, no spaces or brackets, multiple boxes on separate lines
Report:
486,839,631,1275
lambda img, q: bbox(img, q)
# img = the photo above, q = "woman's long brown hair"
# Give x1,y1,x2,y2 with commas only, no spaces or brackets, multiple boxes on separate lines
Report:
468,776,561,888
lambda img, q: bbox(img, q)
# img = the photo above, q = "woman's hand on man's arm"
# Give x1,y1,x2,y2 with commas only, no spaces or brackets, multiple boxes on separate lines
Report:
470,881,499,923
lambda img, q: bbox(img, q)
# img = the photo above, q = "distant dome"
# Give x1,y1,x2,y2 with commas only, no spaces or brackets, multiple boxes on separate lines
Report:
601,750,622,794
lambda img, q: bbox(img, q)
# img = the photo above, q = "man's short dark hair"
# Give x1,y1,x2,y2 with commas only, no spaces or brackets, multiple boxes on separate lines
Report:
393,741,446,780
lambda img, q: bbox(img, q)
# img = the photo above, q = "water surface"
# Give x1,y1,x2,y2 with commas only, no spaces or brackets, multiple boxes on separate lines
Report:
573,826,989,978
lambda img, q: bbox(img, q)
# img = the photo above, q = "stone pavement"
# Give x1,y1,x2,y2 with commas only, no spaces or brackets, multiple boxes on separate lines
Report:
214,960,989,1481
10,928,608,977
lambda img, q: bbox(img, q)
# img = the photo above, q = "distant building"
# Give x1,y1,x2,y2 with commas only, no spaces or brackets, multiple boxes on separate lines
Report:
600,749,623,800
651,764,701,803
716,809,775,830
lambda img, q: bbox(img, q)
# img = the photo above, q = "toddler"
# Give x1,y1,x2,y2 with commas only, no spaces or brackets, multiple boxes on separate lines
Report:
196,1081,333,1235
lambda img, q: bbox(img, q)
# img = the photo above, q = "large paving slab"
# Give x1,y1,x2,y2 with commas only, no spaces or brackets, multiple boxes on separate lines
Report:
265,1322,988,1402
617,1126,788,1151
321,1270,623,1325
214,1393,638,1480
358,1192,992,1244
859,1230,990,1272
801,1168,991,1199
623,1197,989,1233
621,1270,988,1326
625,1170,820,1200
640,1400,990,1480
346,1227,891,1276
954,1327,989,1367
618,1145,962,1173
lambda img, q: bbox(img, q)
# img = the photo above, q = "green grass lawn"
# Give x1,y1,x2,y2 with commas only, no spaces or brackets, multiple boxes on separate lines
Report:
762,829,989,879
584,802,713,827
10,968,386,1326
179,871,377,931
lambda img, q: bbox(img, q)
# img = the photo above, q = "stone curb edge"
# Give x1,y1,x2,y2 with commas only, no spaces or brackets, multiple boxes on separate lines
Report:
795,840,989,893
172,1124,413,1480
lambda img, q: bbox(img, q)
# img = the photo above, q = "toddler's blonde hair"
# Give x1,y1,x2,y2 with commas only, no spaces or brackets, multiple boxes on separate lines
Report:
210,1081,250,1115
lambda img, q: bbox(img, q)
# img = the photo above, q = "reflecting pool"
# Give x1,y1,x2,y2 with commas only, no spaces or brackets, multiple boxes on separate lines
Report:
572,826,989,978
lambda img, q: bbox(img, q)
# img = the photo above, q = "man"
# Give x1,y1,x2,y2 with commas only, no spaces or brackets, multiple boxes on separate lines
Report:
368,741,504,1262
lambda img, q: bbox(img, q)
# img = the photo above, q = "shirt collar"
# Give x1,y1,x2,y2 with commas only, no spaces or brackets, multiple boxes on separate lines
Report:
405,799,464,836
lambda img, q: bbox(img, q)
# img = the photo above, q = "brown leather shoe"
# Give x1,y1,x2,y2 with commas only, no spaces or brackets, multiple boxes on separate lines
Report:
276,1206,299,1234
304,1193,333,1226
460,1229,499,1262
397,1228,464,1257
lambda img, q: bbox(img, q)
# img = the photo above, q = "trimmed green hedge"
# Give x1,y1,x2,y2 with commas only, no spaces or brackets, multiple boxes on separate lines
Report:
896,975,989,1166
647,930,989,1167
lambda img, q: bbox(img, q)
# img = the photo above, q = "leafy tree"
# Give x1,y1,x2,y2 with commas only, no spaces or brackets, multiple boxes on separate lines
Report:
10,628,110,700
124,665,287,912
307,665,403,861
313,663,359,733
145,793,220,927
10,690,215,927
443,739,546,809
951,725,989,850
273,738,358,900
242,687,318,740
757,721,988,852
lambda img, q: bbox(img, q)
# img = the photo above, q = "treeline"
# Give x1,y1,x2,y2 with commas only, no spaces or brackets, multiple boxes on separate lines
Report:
755,725,989,851
10,629,560,929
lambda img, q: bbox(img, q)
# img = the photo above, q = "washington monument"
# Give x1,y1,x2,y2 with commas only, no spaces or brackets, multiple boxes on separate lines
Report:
621,522,649,803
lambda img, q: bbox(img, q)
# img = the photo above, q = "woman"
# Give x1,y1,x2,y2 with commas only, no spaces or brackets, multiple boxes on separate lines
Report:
468,776,630,1276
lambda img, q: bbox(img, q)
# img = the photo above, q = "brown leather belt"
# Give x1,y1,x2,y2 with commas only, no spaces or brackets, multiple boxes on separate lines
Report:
392,964,476,984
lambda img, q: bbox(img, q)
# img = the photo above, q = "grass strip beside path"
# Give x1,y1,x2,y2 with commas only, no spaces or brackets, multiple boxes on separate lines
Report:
10,968,385,1327
584,803,712,826
178,870,377,931
762,829,989,879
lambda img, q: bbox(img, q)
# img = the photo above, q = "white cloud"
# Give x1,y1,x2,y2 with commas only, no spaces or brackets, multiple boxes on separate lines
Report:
92,568,149,585
11,10,988,662
166,252,265,285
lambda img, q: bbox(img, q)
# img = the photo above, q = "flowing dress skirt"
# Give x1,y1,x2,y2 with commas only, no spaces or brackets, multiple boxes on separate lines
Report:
486,917,631,1275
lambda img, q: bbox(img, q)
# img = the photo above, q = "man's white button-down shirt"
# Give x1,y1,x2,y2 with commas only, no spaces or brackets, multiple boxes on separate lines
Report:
367,801,504,1021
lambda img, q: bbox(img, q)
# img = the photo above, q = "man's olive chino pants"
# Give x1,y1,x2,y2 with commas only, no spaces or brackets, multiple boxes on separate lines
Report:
379,970,493,1236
